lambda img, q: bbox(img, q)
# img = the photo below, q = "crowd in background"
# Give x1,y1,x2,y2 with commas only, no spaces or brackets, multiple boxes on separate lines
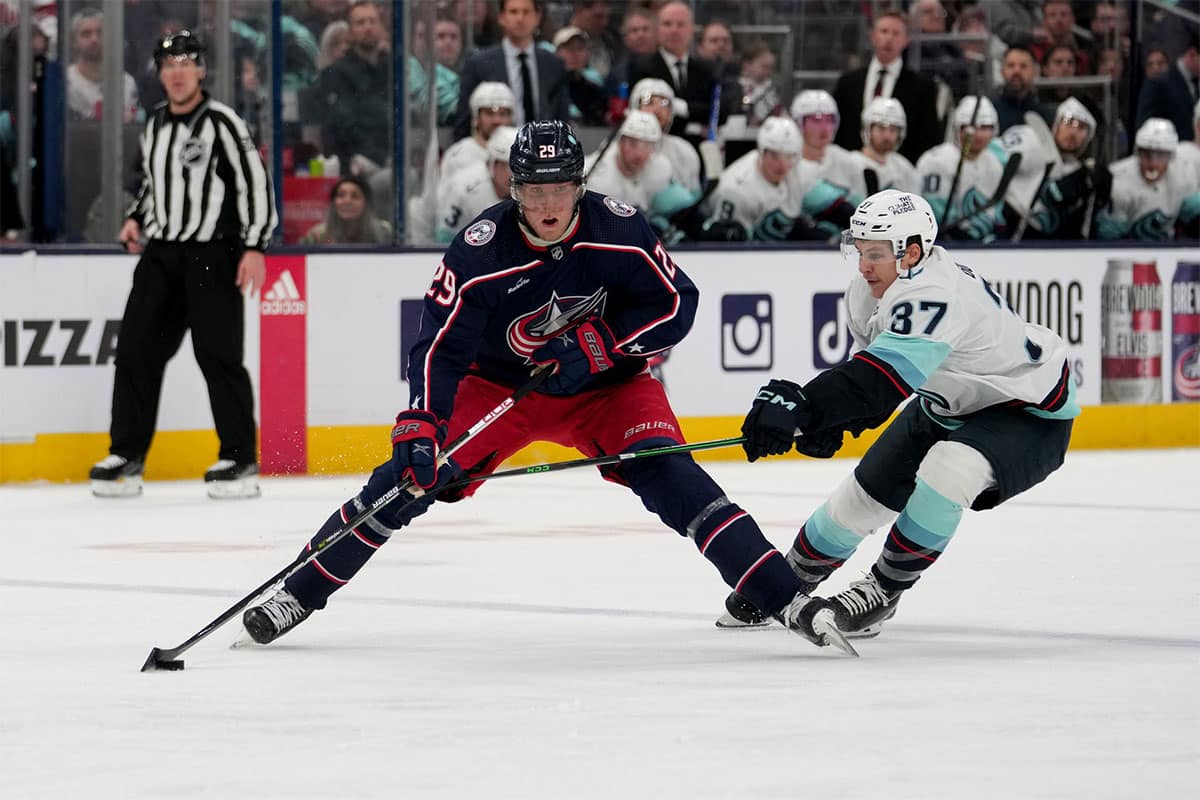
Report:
0,0,1197,247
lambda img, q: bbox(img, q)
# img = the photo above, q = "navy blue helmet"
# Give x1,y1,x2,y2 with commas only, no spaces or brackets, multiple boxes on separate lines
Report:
509,120,585,185
154,30,206,70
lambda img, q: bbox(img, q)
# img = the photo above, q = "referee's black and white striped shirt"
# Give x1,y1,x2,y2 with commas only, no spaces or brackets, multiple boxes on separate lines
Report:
127,92,277,250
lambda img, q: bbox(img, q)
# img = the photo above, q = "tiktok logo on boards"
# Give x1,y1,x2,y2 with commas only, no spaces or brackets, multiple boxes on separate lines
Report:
812,293,851,369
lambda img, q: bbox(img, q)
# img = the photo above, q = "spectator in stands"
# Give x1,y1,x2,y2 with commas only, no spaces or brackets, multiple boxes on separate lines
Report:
555,26,608,126
1143,47,1170,80
0,111,22,240
319,0,391,172
697,19,735,71
451,0,504,50
737,41,782,127
985,0,1043,48
442,81,515,180
453,0,570,140
954,4,1005,88
317,20,348,70
630,77,701,194
628,1,731,140
831,10,940,164
300,175,392,245
434,16,464,71
1089,1,1130,59
409,15,460,125
566,0,619,80
1136,44,1199,142
1031,0,1092,75
66,8,140,123
607,6,658,96
907,0,969,98
992,44,1052,133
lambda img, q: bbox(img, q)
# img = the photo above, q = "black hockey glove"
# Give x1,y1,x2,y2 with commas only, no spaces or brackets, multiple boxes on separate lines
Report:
795,429,844,459
531,316,621,395
741,379,812,462
390,410,447,490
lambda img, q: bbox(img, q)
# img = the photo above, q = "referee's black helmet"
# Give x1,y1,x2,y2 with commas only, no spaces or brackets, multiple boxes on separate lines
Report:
154,30,206,70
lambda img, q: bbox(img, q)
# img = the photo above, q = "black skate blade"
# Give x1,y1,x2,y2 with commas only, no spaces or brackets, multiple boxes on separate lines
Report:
811,609,859,657
141,647,185,672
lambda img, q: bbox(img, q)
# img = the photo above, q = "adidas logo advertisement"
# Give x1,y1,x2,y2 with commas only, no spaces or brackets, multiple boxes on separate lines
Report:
261,269,307,316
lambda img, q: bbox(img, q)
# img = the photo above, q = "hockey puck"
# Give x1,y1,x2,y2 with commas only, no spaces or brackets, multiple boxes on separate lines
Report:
157,659,185,671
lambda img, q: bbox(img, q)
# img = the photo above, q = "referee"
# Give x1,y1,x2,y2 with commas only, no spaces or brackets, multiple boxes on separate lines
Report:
89,30,277,499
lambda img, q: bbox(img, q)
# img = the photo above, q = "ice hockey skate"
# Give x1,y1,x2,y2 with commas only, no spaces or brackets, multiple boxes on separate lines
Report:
717,588,894,639
825,573,902,636
775,593,858,657
89,455,144,497
204,460,261,499
242,588,313,644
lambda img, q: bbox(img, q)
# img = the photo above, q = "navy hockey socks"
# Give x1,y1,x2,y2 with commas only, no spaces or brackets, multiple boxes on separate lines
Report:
689,498,800,617
285,498,393,610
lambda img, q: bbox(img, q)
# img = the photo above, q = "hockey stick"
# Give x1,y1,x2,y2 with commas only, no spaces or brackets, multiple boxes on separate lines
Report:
140,365,552,672
440,436,746,493
863,167,880,197
1011,161,1055,242
1080,157,1097,240
1011,111,1060,242
944,151,1022,235
939,94,982,231
584,104,627,182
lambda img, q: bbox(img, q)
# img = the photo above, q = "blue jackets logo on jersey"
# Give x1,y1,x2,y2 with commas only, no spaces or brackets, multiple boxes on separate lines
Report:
603,196,636,217
506,289,608,360
464,220,497,246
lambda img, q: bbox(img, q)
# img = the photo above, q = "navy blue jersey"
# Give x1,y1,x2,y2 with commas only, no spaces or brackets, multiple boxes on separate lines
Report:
408,191,698,420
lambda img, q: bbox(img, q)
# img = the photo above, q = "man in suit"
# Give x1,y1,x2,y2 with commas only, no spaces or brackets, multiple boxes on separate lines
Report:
628,1,730,140
453,0,570,142
1136,44,1199,142
832,10,940,164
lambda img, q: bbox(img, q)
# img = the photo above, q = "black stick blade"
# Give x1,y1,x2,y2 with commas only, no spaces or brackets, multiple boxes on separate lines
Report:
141,647,185,672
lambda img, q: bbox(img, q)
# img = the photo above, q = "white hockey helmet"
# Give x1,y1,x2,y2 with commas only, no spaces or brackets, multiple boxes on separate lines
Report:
631,77,675,106
1053,96,1096,146
619,109,662,143
841,190,938,271
790,89,840,129
1135,117,1178,154
486,125,518,163
860,97,907,145
954,95,998,129
756,116,803,155
469,81,516,115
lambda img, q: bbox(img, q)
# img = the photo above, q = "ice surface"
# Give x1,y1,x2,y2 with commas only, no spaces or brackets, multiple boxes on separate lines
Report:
2,449,1198,799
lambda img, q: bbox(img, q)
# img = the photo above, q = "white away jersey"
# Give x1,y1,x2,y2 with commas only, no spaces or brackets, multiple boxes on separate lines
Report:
845,246,1078,419
1096,155,1200,240
804,144,863,199
661,134,702,194
703,150,802,240
440,136,487,181
916,141,1008,238
435,161,502,243
585,147,675,215
1177,142,1200,188
846,149,919,196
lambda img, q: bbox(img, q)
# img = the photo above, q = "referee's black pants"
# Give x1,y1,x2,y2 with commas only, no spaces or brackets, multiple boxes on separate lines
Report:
109,239,257,465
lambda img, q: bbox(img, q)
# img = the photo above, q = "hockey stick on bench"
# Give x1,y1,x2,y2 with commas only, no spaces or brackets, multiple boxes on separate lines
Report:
140,365,553,672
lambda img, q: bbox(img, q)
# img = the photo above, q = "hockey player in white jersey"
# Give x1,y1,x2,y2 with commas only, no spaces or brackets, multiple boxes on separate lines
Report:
1003,97,1111,239
701,116,803,240
441,82,515,179
721,190,1079,649
585,109,694,226
1096,117,1200,241
629,78,702,194
787,89,858,239
435,126,517,243
917,95,1009,241
847,97,919,196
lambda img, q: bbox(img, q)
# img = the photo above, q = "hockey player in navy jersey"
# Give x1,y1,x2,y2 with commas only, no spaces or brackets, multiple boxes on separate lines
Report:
718,190,1079,649
243,120,837,651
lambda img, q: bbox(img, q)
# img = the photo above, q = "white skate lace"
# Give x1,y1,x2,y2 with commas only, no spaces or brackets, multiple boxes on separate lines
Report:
207,459,236,472
95,455,128,469
260,590,308,631
835,576,891,616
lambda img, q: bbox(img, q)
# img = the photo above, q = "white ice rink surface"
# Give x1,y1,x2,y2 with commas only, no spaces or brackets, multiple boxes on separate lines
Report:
2,449,1198,799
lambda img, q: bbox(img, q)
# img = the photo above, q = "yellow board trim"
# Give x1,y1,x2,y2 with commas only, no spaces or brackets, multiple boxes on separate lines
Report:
3,404,1198,484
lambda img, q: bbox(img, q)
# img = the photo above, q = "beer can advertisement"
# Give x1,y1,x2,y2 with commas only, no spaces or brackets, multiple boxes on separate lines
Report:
1101,260,1163,404
1172,262,1200,402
